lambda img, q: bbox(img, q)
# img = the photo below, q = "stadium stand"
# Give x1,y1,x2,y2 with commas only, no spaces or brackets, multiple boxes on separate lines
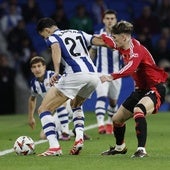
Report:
0,0,169,113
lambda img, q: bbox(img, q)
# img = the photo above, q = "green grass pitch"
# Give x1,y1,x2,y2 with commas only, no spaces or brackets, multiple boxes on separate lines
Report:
0,112,170,170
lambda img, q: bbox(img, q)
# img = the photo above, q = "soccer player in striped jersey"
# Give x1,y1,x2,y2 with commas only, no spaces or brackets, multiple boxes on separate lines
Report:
36,17,105,156
100,21,168,158
28,56,70,141
89,10,122,135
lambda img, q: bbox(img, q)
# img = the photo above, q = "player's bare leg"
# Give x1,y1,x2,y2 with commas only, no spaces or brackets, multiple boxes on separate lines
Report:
37,87,68,156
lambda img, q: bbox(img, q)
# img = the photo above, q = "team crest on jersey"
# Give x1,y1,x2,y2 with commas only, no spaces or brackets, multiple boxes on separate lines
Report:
130,53,138,58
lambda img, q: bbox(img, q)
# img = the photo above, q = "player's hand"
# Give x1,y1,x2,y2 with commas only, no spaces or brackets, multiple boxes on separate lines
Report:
93,34,102,38
50,73,59,86
28,117,36,129
100,75,113,83
101,34,115,48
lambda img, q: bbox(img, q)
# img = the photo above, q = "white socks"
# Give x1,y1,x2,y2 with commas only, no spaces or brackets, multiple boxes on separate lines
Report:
115,143,126,151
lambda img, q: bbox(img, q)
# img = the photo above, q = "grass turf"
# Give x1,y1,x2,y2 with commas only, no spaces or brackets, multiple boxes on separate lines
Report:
0,112,170,170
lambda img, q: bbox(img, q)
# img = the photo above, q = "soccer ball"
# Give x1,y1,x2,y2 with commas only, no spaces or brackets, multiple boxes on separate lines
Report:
13,136,35,155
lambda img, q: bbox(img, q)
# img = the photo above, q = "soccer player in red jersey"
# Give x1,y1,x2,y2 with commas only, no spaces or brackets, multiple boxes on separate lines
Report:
100,20,168,158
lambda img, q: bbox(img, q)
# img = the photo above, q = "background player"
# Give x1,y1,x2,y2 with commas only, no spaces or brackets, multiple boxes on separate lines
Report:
28,56,70,141
89,9,122,134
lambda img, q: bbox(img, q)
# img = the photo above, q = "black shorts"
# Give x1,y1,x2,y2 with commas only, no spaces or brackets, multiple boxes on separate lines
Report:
122,83,166,113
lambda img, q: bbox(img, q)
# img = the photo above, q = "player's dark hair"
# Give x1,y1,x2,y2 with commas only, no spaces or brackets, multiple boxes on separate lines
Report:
36,17,57,32
103,9,117,18
111,20,133,34
30,56,46,67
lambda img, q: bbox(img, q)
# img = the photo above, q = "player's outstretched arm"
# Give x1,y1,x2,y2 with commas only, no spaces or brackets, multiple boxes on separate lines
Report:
92,35,107,47
92,34,116,49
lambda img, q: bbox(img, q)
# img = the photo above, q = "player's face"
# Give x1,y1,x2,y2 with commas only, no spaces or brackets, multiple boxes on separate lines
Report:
31,62,46,79
111,33,125,48
103,14,117,30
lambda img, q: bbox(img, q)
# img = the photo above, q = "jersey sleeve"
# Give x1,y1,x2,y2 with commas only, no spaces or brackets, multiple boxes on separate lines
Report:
29,78,38,97
111,54,142,79
81,31,93,46
46,36,59,47
101,34,116,49
30,87,37,97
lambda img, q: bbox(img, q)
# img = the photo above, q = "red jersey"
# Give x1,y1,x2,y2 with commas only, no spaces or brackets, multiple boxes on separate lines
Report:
102,34,168,89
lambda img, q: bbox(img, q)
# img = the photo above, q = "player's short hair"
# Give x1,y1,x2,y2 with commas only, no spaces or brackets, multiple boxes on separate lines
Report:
103,9,117,18
30,56,46,67
111,20,133,35
36,17,57,32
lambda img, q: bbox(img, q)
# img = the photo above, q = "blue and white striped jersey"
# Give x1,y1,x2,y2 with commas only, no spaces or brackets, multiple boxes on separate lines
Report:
93,28,123,74
30,70,54,98
45,29,97,74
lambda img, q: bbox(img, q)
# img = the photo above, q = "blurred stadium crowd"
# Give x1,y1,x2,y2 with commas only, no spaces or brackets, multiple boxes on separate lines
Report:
0,0,170,114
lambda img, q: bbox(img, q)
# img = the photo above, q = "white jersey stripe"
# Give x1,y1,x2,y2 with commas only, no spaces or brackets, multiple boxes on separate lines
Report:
117,60,133,74
46,29,97,74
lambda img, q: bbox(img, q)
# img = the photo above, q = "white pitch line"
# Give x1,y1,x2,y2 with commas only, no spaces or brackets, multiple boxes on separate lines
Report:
0,148,14,156
0,123,98,156
0,140,48,156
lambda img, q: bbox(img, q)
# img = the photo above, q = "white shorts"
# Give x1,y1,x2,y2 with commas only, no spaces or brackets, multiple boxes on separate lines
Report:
55,72,100,99
96,73,122,100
